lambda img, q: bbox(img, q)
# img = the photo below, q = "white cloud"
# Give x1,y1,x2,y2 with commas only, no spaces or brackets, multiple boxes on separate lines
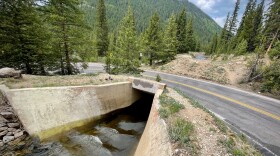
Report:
189,0,221,12
213,16,226,27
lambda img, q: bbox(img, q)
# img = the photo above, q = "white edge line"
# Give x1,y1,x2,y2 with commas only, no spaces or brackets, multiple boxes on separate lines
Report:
144,70,280,104
209,110,277,156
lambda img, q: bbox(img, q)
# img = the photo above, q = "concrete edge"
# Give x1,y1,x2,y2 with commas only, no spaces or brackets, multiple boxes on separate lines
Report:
135,87,172,156
4,81,131,91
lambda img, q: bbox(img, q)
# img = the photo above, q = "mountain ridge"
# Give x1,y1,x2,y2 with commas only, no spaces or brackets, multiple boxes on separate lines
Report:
82,0,221,44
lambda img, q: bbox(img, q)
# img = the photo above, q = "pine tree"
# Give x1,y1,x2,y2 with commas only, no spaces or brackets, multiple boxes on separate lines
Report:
264,0,280,53
0,0,50,74
208,33,218,54
237,0,256,51
217,12,230,53
95,0,109,56
163,13,177,62
46,0,88,75
176,8,187,53
269,41,280,59
195,42,201,52
236,0,265,52
113,6,139,73
228,0,240,39
185,19,196,52
247,0,265,52
234,39,248,55
144,12,162,66
105,33,116,73
237,0,256,37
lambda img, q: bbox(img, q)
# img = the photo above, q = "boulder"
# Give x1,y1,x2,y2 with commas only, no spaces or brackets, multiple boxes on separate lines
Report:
0,115,8,123
7,128,16,132
0,122,6,127
14,131,24,138
3,136,14,143
0,127,8,131
0,130,8,136
7,123,19,128
0,67,22,79
0,112,14,119
6,131,13,136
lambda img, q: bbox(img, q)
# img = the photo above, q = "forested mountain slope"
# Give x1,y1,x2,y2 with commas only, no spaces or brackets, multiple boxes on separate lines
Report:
81,0,221,43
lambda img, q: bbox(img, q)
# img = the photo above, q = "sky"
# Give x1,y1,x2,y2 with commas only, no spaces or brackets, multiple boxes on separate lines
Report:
188,0,269,27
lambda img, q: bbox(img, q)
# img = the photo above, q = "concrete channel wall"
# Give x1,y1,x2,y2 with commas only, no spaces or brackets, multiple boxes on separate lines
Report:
0,82,141,140
132,79,172,156
1,78,173,156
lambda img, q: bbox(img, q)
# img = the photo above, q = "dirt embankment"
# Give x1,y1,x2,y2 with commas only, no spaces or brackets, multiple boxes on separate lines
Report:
147,53,253,85
164,88,260,156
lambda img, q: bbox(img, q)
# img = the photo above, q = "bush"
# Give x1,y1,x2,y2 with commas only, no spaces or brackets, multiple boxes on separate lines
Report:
156,74,161,82
234,39,248,55
269,41,280,60
261,61,280,95
159,95,184,118
168,118,194,146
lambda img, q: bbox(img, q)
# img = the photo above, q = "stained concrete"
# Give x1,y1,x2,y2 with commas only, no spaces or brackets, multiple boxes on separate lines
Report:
130,77,165,94
1,78,173,156
134,88,172,156
1,82,141,140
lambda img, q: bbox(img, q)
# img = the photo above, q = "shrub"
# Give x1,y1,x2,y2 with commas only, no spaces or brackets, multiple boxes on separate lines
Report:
261,61,280,95
234,39,248,55
156,74,161,82
159,95,184,118
168,118,194,146
269,41,280,60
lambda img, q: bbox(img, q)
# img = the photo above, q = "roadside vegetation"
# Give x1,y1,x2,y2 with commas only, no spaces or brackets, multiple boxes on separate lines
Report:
159,91,198,155
174,88,261,156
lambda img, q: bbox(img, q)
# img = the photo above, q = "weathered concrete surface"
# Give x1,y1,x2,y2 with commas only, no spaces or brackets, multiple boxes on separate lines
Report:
1,82,141,140
135,84,172,156
129,77,166,94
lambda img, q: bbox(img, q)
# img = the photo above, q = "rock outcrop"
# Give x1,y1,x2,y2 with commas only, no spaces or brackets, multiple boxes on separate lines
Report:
0,68,22,79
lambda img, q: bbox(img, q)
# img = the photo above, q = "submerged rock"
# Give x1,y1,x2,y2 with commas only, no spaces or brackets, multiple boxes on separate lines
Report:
68,132,112,156
118,121,146,133
95,126,138,155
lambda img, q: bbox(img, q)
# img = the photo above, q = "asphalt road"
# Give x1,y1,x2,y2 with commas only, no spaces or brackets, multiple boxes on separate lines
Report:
143,70,280,156
82,63,280,155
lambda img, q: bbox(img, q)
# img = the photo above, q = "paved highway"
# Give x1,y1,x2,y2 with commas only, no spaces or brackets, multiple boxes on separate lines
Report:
143,70,280,156
82,63,280,155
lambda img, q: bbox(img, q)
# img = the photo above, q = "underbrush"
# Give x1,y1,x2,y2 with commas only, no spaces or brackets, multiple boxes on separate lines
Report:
159,94,184,118
174,88,261,156
158,91,197,154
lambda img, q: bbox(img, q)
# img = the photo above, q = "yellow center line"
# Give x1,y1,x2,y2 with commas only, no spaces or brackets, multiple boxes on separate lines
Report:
143,74,280,121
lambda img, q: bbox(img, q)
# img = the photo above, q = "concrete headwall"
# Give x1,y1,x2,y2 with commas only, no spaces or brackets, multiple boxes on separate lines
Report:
1,82,141,140
134,82,172,156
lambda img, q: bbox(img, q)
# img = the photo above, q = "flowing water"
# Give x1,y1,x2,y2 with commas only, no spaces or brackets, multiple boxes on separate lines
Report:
31,93,154,156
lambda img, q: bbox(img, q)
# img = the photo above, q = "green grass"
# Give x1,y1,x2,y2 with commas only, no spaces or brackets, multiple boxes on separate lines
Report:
159,94,184,118
174,88,227,133
174,88,261,155
168,118,194,147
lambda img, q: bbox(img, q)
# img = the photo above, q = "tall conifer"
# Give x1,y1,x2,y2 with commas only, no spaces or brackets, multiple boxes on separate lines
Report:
176,8,187,53
95,0,109,56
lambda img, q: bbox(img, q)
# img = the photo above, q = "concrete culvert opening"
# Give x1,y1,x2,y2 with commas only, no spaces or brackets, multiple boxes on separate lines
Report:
0,78,167,156
32,92,154,156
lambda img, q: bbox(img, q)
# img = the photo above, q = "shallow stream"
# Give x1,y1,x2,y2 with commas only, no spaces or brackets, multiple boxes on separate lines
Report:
31,94,154,156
